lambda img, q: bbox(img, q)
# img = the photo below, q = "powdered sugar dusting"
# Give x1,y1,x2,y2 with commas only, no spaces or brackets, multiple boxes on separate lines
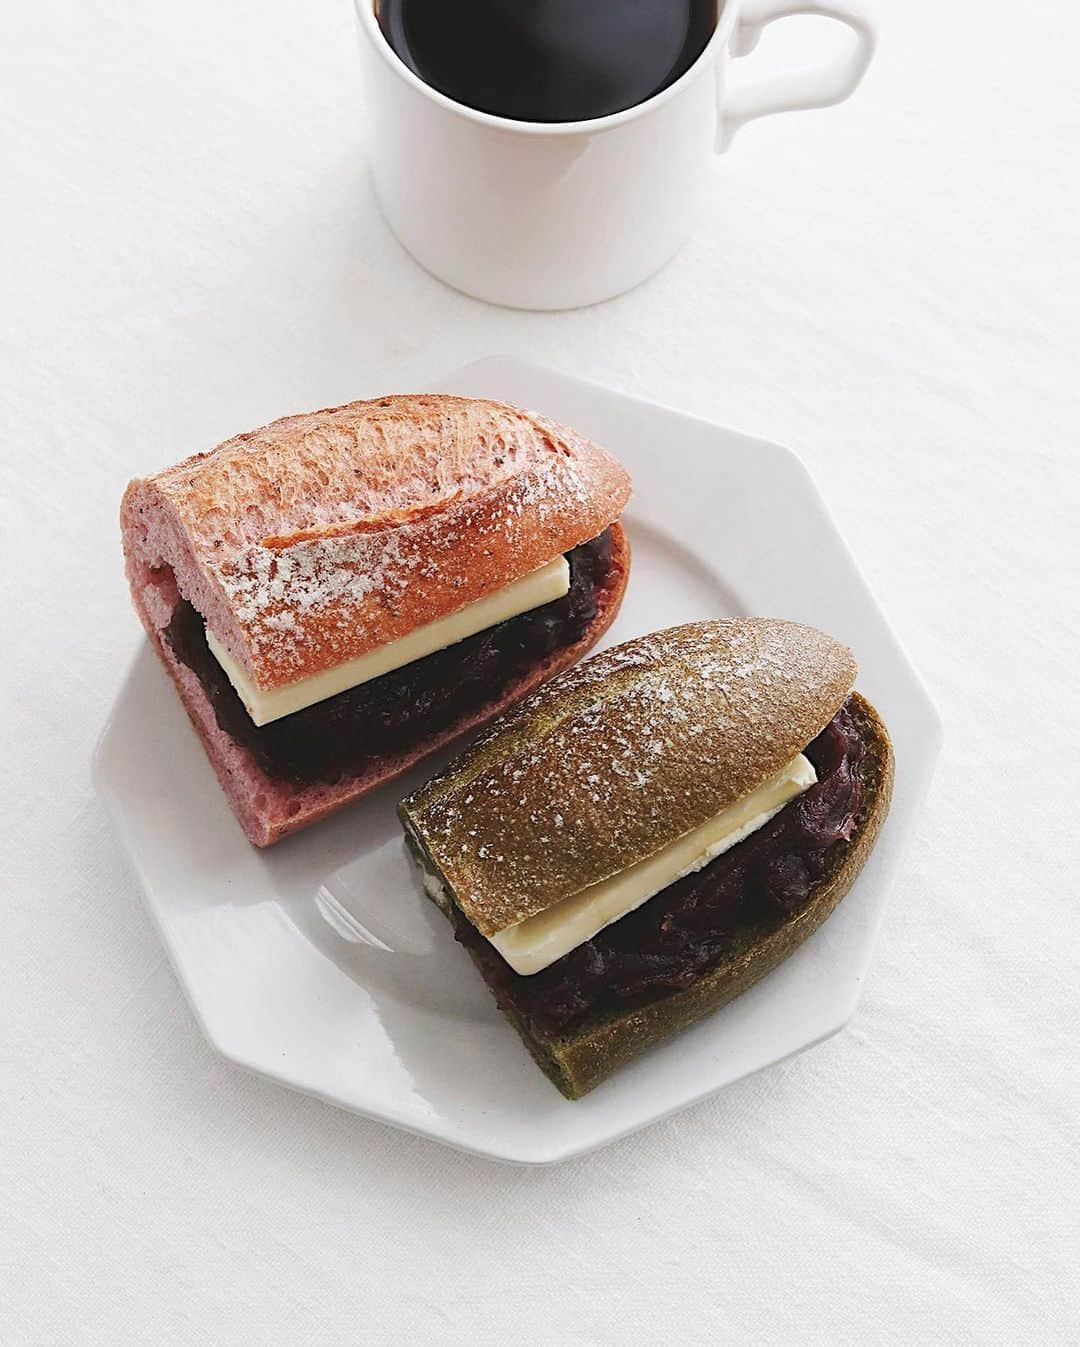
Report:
136,394,630,685
403,619,857,937
217,528,408,663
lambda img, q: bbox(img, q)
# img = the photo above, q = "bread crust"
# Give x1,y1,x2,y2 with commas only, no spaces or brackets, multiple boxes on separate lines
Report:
127,524,630,847
121,395,632,691
430,691,893,1099
401,619,857,938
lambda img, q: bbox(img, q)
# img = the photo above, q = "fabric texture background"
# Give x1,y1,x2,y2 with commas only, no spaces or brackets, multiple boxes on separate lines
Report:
1,0,1076,1341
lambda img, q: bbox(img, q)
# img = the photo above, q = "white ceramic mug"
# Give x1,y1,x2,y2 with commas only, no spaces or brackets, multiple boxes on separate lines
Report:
355,0,877,310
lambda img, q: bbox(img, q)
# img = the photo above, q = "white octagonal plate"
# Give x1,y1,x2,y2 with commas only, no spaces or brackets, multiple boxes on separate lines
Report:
94,357,942,1164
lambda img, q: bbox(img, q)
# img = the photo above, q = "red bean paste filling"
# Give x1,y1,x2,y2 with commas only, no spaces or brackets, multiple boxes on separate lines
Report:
453,699,868,1038
164,530,615,786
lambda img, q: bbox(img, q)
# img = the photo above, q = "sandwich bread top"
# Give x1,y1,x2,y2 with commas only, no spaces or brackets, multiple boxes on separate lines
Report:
121,395,631,690
401,619,857,938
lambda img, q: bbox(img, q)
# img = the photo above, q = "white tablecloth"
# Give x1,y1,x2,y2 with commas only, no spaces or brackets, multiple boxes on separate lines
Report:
3,0,1077,1341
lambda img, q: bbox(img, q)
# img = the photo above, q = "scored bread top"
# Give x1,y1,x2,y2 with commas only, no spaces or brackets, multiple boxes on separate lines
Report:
120,395,631,690
400,619,857,938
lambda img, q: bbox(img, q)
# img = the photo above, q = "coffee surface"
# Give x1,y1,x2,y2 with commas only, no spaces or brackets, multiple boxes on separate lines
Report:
376,0,718,123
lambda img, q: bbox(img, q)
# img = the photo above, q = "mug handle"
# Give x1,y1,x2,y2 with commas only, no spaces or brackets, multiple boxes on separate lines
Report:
717,0,877,151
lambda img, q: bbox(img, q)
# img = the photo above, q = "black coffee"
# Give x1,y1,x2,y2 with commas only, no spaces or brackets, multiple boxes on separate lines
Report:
376,0,718,123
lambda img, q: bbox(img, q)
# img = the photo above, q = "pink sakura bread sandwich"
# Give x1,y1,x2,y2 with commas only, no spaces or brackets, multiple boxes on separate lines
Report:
121,394,632,846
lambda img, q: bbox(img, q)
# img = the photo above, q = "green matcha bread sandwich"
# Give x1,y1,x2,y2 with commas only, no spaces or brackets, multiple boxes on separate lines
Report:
399,618,893,1099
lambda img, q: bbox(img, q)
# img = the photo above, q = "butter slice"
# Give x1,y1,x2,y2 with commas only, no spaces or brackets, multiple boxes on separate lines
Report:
490,754,817,976
206,556,571,726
